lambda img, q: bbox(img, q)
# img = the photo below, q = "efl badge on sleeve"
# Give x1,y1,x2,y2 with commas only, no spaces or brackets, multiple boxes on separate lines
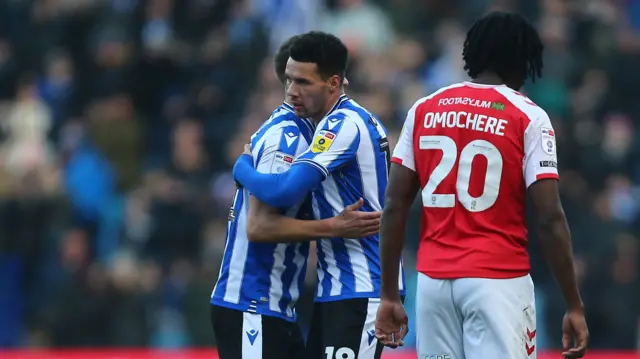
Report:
540,128,556,156
311,130,336,153
271,151,294,173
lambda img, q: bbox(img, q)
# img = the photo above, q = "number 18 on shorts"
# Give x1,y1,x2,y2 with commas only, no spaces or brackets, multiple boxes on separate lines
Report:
307,298,384,359
325,346,356,359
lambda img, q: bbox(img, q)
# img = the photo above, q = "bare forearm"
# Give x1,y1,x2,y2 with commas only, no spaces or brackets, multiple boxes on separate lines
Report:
537,213,583,309
380,163,420,301
247,195,333,243
379,201,408,301
248,214,335,243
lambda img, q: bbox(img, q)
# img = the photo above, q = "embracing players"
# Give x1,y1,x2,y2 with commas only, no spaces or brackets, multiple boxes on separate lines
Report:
375,11,589,359
233,31,404,359
211,35,380,359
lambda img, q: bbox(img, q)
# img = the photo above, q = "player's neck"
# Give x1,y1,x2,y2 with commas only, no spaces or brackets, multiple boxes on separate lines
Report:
313,92,344,124
472,73,505,87
473,73,521,91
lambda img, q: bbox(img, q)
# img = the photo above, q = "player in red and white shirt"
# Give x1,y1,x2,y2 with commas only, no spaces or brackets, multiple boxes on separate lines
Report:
374,12,589,359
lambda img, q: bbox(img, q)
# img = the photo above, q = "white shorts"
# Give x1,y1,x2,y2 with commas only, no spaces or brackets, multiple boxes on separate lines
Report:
416,273,536,359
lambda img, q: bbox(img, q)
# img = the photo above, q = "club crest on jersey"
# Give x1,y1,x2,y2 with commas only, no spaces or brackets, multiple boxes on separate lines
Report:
311,130,335,153
540,127,556,155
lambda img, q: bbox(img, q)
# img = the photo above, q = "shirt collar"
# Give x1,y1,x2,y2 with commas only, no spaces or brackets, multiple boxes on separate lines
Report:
324,94,349,118
283,101,315,132
282,101,294,112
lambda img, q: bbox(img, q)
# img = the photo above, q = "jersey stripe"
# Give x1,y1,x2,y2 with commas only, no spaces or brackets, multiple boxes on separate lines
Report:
213,189,244,302
211,104,314,321
297,97,405,301
220,188,249,304
312,184,343,297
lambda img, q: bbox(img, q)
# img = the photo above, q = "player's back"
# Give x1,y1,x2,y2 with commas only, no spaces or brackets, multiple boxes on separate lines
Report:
394,82,558,279
211,103,315,321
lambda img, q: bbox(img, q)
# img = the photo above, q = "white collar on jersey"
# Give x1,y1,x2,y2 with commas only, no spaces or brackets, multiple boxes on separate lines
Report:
283,101,295,112
322,94,349,119
282,101,316,131
283,94,348,126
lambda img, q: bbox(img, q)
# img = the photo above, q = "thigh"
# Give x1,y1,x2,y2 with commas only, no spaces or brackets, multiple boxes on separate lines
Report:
288,321,307,359
321,298,383,359
210,305,243,359
304,302,325,359
416,273,465,359
211,305,300,359
456,275,536,359
262,316,307,359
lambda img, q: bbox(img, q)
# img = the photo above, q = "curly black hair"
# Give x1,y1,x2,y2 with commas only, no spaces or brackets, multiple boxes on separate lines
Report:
463,12,544,83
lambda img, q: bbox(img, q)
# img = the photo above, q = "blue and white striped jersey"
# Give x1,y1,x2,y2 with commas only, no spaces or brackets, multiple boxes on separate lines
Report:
211,103,315,322
294,95,406,302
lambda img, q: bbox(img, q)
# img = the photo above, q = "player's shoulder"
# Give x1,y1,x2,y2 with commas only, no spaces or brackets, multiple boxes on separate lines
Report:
331,99,383,129
408,82,468,113
317,105,362,136
252,105,307,146
264,104,300,129
490,86,550,126
333,100,366,121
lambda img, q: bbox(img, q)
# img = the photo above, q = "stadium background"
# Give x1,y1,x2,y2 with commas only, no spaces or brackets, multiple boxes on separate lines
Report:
0,0,638,357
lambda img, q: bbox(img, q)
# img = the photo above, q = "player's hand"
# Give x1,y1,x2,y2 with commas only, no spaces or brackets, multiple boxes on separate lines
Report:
243,144,252,156
374,298,408,349
561,308,589,358
330,198,381,238
234,144,253,188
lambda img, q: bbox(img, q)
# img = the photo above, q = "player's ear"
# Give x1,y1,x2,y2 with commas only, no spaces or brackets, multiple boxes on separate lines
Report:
328,74,341,92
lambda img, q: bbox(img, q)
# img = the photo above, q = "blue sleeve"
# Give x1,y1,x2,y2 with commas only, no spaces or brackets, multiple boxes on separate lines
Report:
294,113,360,178
233,154,324,208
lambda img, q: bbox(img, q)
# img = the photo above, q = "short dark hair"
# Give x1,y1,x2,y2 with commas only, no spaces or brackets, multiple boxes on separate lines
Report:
289,31,348,81
274,35,301,84
462,12,544,83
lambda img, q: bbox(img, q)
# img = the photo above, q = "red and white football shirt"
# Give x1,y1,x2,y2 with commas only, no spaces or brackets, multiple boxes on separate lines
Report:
392,82,559,279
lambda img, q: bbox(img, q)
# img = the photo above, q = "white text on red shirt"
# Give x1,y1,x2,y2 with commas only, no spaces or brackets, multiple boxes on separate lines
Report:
423,111,508,136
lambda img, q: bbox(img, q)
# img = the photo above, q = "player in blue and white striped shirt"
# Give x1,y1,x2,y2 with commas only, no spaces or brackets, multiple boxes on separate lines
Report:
233,31,405,359
210,35,380,359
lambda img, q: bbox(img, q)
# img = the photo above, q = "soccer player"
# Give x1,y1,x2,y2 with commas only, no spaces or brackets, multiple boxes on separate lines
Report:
210,35,380,359
233,31,404,359
375,11,589,359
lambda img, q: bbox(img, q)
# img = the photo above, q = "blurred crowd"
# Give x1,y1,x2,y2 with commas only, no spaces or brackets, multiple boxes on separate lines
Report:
0,0,639,351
